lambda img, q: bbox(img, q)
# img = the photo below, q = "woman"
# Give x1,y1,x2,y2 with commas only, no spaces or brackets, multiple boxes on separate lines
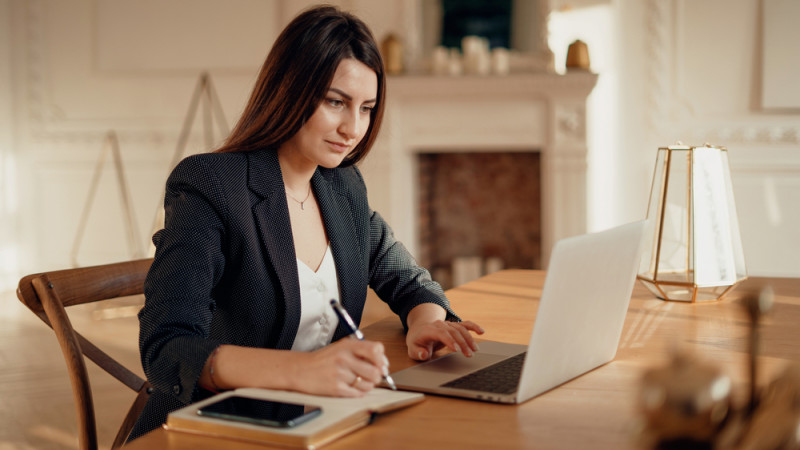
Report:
130,5,483,440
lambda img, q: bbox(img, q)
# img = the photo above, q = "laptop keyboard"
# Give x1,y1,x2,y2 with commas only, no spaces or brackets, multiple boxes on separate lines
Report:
440,352,527,394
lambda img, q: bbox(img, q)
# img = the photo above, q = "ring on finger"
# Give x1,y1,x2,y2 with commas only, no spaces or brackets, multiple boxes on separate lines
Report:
350,375,362,387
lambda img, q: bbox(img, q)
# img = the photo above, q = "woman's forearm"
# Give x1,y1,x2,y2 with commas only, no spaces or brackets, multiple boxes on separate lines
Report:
199,345,302,392
198,339,389,397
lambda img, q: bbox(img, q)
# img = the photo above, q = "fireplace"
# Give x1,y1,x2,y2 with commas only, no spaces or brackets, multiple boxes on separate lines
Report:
361,72,597,284
418,151,541,288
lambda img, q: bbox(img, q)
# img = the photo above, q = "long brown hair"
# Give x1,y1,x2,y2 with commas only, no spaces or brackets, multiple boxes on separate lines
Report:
216,5,386,166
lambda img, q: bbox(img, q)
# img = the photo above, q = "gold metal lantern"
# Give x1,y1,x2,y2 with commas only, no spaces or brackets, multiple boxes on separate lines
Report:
637,144,747,302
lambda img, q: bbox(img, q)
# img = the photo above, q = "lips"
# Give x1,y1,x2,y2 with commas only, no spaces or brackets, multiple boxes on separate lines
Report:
326,140,352,153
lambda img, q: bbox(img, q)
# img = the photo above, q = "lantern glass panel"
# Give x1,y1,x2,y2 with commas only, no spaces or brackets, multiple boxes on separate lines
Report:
637,145,746,302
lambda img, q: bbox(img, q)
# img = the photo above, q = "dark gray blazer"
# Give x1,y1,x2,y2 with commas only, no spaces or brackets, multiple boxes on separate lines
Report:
129,149,457,439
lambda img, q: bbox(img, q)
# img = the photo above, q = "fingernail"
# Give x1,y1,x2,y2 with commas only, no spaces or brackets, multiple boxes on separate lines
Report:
453,343,462,354
382,365,390,376
418,350,426,360
382,355,390,367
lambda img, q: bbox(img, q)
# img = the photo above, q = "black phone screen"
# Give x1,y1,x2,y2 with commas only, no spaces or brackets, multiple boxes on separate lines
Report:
197,396,322,428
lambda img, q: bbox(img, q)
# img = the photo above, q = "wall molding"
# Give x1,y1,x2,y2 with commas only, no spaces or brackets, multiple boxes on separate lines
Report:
24,0,161,147
644,0,800,146
21,0,249,150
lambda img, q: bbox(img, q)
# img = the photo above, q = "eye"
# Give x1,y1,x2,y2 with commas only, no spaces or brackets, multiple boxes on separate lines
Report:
360,105,374,114
326,98,345,109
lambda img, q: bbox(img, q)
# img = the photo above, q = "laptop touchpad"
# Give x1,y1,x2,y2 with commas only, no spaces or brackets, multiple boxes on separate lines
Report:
414,352,508,375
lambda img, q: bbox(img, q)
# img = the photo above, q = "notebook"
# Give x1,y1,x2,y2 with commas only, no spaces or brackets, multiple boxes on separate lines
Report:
390,220,647,404
165,387,424,449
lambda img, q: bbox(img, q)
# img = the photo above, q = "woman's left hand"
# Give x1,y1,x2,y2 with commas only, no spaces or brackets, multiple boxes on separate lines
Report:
406,319,485,361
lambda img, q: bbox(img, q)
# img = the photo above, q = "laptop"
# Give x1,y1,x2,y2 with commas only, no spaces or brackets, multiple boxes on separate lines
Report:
390,220,647,404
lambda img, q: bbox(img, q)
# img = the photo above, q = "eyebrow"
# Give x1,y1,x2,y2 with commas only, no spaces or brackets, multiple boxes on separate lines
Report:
329,87,377,104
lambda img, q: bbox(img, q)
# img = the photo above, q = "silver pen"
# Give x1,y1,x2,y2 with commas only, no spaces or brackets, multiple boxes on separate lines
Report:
330,299,398,390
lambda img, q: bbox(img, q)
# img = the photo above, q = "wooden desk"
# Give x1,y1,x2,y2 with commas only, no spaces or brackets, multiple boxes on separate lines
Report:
124,270,800,449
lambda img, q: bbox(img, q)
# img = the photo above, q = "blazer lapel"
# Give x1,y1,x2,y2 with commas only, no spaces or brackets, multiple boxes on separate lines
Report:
313,170,368,339
248,150,301,350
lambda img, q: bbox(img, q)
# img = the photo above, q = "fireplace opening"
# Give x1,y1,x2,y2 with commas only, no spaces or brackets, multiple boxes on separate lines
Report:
417,151,541,289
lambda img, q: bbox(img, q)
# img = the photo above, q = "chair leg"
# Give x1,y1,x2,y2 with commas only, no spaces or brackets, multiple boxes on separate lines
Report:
33,276,99,450
111,384,151,449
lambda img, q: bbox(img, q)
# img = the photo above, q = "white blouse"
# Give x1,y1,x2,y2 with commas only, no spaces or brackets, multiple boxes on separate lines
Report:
291,244,341,352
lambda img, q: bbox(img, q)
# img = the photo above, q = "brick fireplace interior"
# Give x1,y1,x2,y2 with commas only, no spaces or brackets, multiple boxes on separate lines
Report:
417,151,541,289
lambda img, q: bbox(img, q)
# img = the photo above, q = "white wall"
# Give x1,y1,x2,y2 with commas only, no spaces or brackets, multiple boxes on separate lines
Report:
549,4,623,232
627,0,800,277
1,0,798,292
4,0,283,282
0,0,18,291
551,0,800,277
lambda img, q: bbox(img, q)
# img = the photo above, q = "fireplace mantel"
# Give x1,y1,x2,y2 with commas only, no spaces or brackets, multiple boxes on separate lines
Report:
385,72,598,98
360,71,598,267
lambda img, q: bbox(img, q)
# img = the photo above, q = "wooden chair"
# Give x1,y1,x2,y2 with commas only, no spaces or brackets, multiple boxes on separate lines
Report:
16,258,153,450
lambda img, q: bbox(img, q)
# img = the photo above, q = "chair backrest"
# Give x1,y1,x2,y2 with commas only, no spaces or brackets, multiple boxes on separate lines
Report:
17,258,153,450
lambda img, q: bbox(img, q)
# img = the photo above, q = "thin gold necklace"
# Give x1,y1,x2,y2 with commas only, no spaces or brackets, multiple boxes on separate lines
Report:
286,184,312,210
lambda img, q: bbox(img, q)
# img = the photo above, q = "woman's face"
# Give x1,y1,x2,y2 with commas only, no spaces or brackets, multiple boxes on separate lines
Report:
281,58,378,170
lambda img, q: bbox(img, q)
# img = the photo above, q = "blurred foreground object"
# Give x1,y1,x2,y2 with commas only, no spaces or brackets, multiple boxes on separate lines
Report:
638,287,800,449
734,363,800,450
639,353,731,448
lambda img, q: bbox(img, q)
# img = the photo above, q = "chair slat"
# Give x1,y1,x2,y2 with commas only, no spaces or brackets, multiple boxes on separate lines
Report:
21,259,152,308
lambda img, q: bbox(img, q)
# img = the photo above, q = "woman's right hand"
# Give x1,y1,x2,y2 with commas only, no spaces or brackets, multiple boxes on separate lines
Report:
289,338,389,397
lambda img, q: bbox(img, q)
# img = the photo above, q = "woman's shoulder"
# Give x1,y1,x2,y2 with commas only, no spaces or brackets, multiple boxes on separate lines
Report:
170,151,252,179
165,151,255,196
176,150,248,169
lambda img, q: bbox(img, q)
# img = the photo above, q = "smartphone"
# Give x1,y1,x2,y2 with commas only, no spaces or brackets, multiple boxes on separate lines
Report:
197,396,322,428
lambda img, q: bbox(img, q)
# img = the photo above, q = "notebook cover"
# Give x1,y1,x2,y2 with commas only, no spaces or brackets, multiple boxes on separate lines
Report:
165,387,424,449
